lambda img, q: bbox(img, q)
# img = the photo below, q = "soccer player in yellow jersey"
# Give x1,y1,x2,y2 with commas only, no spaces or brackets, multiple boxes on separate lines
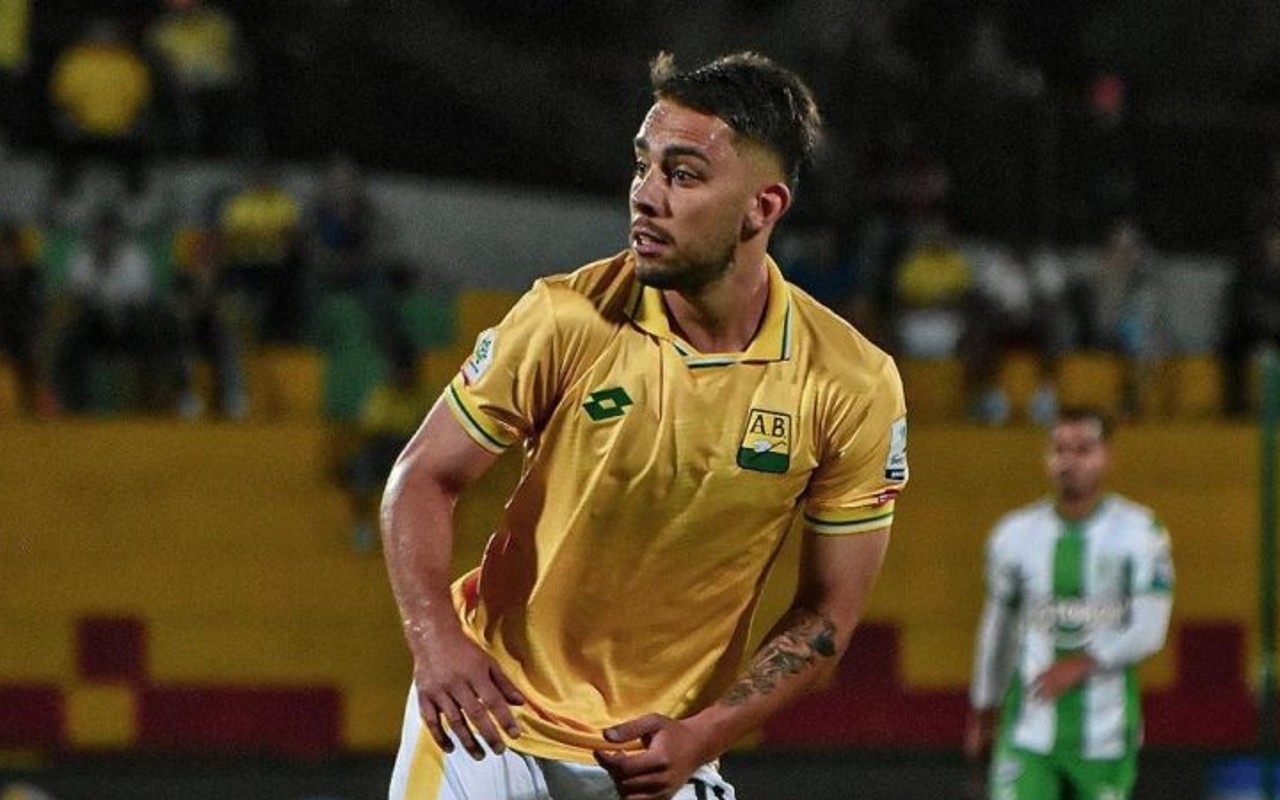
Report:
381,52,909,800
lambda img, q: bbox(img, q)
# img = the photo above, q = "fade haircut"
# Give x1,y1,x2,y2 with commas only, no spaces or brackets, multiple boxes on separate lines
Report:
649,51,822,189
1055,405,1114,442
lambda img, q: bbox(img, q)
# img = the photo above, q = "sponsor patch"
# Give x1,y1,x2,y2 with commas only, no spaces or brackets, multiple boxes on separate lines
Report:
885,416,908,481
582,387,633,421
738,409,791,474
461,328,496,386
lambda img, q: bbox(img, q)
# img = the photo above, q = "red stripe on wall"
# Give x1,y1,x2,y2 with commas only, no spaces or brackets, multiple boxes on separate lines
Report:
764,621,1256,748
0,684,65,747
137,686,341,757
1145,622,1254,746
763,622,969,746
77,615,148,684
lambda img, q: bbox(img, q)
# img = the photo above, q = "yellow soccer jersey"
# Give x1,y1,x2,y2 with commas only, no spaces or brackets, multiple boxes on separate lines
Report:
443,251,908,762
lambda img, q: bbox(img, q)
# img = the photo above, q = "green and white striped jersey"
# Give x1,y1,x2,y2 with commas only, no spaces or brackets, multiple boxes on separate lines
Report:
970,493,1174,760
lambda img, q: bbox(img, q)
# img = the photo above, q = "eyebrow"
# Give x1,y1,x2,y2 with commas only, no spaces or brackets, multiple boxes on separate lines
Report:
633,136,711,163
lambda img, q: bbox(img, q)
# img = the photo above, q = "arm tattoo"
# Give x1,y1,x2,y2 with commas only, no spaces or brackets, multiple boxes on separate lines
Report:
722,608,838,706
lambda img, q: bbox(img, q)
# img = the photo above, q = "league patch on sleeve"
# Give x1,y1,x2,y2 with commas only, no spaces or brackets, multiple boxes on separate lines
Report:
885,416,908,481
1151,542,1175,591
461,328,496,386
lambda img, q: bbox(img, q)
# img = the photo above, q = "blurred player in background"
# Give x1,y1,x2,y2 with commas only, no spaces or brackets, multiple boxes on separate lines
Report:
381,51,908,799
965,406,1174,800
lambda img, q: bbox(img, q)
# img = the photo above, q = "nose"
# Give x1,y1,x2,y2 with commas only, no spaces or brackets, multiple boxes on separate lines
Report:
630,167,661,217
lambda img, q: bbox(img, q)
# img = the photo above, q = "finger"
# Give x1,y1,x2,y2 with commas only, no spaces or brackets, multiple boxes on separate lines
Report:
594,748,665,779
604,713,668,745
615,777,676,800
616,767,669,789
472,681,522,739
419,700,454,754
414,691,455,747
593,748,625,773
593,748,640,778
459,691,509,755
615,774,669,800
490,666,527,706
436,696,485,760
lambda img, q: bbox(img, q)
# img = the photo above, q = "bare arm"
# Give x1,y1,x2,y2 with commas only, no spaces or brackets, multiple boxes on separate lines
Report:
710,527,890,735
965,595,1017,761
594,527,890,798
380,397,524,758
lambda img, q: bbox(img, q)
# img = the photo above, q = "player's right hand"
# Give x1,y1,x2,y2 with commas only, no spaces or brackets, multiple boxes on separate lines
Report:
411,631,526,759
962,707,998,762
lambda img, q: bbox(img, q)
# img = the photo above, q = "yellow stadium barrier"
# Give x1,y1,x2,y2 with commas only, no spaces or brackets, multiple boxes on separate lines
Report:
248,347,324,421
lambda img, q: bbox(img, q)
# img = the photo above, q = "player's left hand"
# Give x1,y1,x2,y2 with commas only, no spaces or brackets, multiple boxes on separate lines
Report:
1030,653,1095,701
592,713,709,800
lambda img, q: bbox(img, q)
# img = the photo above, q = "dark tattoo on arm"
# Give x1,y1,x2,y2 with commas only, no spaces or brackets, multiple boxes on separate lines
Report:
722,608,838,706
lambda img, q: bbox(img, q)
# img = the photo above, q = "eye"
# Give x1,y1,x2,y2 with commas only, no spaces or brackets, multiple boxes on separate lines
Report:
670,166,698,185
632,159,648,179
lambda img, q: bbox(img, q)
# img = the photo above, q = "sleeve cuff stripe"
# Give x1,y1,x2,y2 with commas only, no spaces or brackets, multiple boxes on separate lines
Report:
805,509,895,535
445,383,512,454
804,501,896,525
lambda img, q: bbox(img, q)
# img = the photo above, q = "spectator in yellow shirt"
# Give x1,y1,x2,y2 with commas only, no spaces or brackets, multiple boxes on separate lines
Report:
892,215,974,358
146,0,252,155
0,0,32,149
219,162,307,343
49,18,154,201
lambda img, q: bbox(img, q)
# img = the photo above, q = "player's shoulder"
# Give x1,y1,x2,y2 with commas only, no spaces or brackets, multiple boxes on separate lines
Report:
786,283,898,389
990,498,1057,543
1101,493,1167,537
534,251,638,326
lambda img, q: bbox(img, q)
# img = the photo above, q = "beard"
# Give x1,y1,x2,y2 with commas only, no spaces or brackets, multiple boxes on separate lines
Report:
633,236,737,294
1057,475,1099,502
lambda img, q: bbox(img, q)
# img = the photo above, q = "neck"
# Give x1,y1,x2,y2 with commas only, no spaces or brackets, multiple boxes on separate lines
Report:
662,256,770,353
1057,491,1103,521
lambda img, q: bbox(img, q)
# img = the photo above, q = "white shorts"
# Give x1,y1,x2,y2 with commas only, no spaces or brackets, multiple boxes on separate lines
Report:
389,686,736,800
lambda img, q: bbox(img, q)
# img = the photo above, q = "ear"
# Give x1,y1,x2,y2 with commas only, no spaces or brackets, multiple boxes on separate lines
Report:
743,181,792,237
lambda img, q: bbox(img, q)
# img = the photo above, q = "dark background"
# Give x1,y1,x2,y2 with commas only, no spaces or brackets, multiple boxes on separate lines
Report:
18,0,1280,252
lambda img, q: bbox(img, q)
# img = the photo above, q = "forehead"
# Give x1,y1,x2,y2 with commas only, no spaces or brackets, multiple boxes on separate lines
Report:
1050,419,1107,448
636,100,739,157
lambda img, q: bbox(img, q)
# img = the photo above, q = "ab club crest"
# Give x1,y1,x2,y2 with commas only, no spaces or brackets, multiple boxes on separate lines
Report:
737,409,791,474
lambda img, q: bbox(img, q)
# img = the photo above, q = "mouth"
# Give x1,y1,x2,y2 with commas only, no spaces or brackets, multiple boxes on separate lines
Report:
630,222,671,256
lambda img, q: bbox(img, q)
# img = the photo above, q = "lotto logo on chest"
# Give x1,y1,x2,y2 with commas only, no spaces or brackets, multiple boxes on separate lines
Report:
582,387,634,421
737,409,791,474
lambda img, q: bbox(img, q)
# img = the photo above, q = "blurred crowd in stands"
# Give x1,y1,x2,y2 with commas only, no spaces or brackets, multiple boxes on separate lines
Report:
0,148,446,421
1,0,1280,442
774,116,1280,424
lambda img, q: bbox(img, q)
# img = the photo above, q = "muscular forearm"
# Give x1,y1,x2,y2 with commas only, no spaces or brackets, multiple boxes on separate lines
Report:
685,605,848,757
380,449,468,653
683,528,889,755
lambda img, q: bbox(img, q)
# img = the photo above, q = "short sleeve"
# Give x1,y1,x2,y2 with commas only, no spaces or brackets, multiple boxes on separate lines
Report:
802,357,908,535
443,281,564,454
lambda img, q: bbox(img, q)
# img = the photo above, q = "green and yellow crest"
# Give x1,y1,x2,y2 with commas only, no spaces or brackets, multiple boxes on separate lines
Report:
737,409,791,474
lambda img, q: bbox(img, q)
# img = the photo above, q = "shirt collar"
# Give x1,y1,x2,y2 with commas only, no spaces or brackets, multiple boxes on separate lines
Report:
627,254,793,366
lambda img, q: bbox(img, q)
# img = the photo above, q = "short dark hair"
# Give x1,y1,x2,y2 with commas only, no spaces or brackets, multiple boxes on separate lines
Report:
649,51,822,189
1054,406,1113,441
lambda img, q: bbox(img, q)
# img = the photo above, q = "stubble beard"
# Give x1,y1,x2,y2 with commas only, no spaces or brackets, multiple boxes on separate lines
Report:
634,239,737,295
1057,474,1100,505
